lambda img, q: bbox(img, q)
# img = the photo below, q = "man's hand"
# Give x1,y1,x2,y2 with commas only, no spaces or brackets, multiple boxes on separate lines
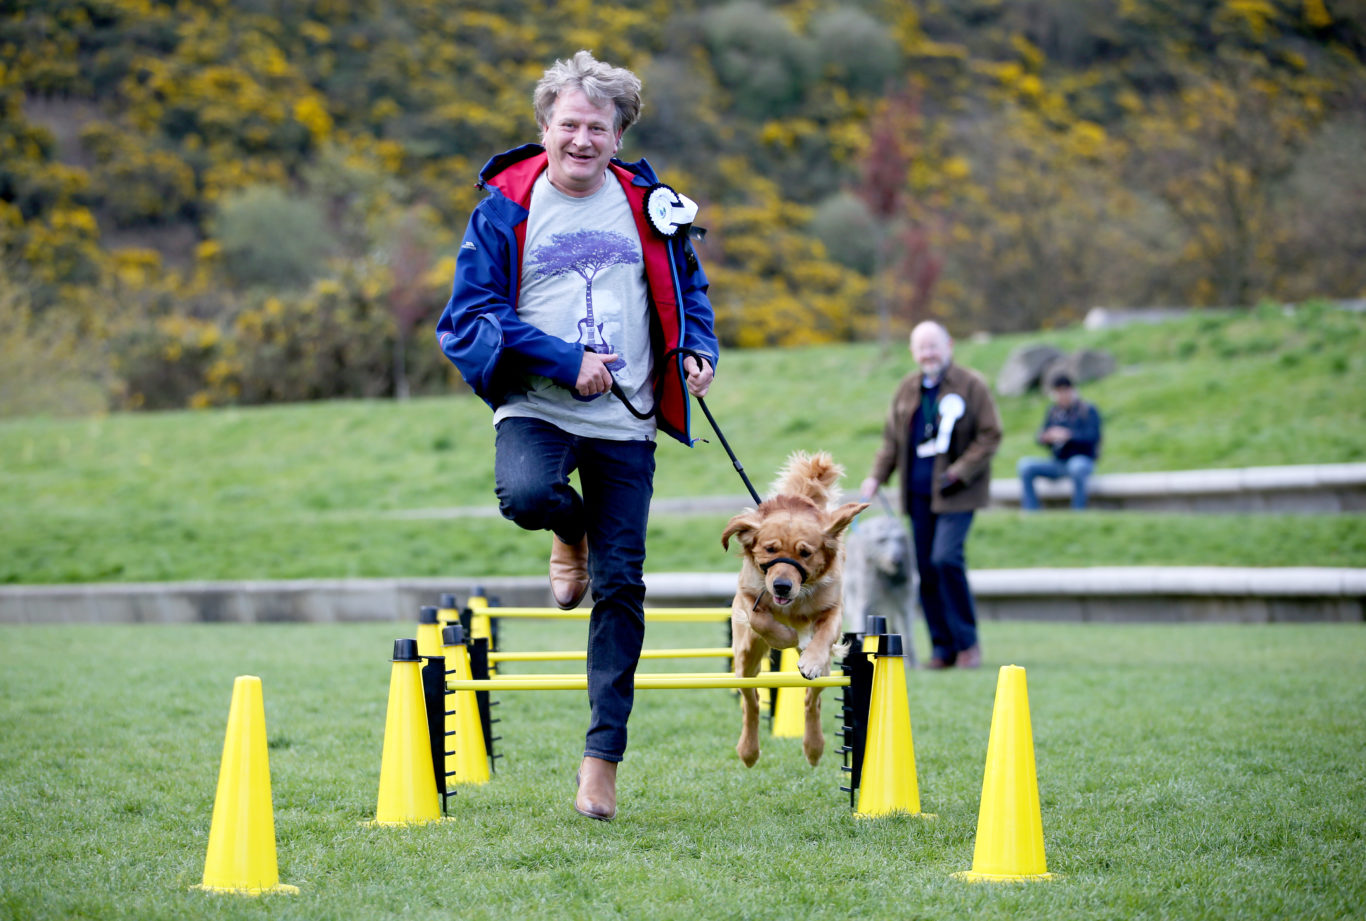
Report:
939,471,966,497
1041,426,1071,445
575,349,619,397
683,354,714,397
859,476,881,500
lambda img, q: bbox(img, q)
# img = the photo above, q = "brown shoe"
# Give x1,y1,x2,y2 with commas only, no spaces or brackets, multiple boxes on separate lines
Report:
957,645,982,669
574,756,617,821
923,657,952,670
549,535,589,610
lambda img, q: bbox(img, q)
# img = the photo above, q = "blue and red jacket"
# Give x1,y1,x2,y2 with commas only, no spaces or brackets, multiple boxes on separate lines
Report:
436,144,719,446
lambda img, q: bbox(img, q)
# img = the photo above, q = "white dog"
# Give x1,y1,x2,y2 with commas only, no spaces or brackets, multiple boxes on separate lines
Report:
841,513,917,663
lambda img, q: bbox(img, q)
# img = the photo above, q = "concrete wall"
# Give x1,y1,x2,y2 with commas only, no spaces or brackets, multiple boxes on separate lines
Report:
5,464,1361,627
969,567,1366,623
3,568,1360,625
990,463,1366,513
0,577,549,625
381,464,1366,520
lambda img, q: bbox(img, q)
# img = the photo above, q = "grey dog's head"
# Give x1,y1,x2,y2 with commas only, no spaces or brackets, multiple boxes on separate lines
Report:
852,516,909,584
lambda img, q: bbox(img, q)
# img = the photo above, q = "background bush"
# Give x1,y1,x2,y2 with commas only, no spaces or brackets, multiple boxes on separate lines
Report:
2,0,1364,413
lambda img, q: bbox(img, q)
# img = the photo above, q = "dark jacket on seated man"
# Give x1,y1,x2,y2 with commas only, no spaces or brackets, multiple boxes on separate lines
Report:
1038,394,1101,460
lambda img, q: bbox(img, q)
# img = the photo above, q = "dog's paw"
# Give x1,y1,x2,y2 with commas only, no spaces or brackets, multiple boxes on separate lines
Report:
797,651,829,680
737,739,760,768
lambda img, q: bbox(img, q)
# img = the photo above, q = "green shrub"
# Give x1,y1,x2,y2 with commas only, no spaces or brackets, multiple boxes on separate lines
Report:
809,192,879,275
81,123,198,226
703,1,818,118
810,8,902,95
0,289,108,417
213,185,335,290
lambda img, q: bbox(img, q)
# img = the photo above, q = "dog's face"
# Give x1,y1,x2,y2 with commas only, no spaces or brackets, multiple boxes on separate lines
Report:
722,496,868,611
860,516,910,583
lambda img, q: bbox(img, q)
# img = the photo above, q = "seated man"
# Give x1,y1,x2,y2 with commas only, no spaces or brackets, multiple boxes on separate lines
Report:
1017,374,1102,510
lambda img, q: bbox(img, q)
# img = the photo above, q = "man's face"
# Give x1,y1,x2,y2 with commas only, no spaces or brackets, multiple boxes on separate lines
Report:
542,88,621,198
1053,385,1077,408
910,326,951,379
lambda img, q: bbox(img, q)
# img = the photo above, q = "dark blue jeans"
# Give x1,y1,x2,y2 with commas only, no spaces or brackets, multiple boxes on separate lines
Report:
493,417,656,763
908,493,978,663
1017,454,1095,510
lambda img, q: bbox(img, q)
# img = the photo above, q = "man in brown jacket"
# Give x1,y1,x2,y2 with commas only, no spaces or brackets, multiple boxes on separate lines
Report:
860,321,1002,668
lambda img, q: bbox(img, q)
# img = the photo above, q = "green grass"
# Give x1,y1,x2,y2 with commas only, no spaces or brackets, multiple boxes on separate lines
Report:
1,620,1363,920
5,510,1366,584
2,306,1364,584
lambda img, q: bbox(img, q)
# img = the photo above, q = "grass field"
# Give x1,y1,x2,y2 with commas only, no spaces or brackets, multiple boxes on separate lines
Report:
3,307,1365,584
3,308,1362,921
1,619,1363,920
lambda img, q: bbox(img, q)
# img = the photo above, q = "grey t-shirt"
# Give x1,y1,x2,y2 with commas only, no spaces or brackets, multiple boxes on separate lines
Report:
493,172,656,441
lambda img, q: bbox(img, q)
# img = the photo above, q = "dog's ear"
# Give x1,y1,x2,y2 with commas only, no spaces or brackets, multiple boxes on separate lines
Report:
825,502,870,541
721,511,760,551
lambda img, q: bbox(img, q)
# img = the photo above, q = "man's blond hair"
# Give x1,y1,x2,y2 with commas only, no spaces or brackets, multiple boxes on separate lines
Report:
533,50,642,135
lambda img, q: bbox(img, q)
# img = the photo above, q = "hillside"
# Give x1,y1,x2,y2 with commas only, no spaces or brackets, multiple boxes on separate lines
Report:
2,308,1363,583
3,0,1365,417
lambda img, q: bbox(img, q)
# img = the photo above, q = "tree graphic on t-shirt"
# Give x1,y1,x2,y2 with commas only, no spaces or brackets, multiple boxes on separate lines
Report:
529,229,639,375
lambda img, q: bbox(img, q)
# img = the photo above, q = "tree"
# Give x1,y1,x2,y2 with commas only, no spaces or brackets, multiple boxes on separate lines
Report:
1124,53,1328,306
858,89,940,346
527,230,640,361
385,205,434,400
702,1,817,119
933,102,1153,332
213,185,334,290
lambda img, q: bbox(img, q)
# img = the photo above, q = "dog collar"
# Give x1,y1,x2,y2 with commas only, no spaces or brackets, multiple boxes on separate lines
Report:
760,556,808,584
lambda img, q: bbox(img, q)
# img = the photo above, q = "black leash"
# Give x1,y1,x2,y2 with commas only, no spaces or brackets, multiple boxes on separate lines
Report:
693,393,763,506
605,347,762,506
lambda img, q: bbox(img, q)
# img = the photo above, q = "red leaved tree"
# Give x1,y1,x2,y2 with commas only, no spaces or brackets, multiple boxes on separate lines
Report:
859,88,941,347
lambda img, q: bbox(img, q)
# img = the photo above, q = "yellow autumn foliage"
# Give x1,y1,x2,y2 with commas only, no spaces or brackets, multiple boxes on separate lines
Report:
0,0,1360,408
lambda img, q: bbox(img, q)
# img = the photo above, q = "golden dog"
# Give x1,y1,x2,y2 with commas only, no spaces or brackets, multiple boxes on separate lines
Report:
721,451,868,767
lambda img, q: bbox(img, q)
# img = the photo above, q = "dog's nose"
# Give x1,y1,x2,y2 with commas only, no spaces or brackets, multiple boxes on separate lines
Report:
773,577,793,597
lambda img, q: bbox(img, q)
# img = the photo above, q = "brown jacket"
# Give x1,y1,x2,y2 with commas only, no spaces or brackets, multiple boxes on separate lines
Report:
868,362,1002,513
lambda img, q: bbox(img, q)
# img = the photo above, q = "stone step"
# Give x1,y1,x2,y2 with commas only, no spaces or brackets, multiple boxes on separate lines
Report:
5,567,1362,625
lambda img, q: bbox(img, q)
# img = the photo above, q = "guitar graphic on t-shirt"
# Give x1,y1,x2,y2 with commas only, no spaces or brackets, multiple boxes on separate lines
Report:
529,229,637,402
576,287,616,358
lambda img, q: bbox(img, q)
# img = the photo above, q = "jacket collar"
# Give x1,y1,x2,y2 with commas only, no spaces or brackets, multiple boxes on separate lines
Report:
916,361,965,391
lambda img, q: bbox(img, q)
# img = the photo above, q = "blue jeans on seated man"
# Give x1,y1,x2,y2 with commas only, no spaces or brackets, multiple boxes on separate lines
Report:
1017,454,1096,510
493,417,656,763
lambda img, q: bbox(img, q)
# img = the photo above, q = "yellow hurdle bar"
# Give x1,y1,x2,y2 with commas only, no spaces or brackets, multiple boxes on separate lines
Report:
448,673,850,691
486,671,738,681
469,604,732,623
489,647,733,664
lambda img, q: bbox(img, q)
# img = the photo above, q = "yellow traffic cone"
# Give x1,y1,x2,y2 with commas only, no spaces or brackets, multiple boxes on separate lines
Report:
856,634,928,818
466,594,493,646
370,639,443,826
195,676,298,895
437,593,461,627
742,649,775,711
416,606,442,659
466,594,495,674
954,665,1054,882
862,614,887,654
771,647,805,738
749,649,774,709
442,625,489,785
